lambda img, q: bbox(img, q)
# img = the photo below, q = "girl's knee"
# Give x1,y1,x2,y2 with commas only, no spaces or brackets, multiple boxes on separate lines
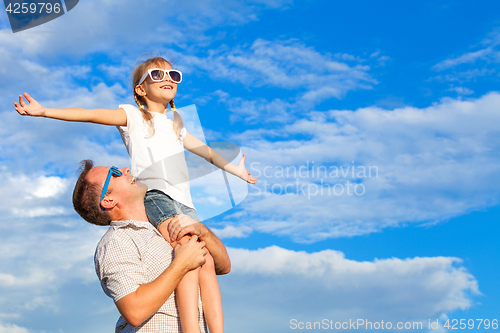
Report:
202,251,215,271
177,234,192,246
158,217,175,243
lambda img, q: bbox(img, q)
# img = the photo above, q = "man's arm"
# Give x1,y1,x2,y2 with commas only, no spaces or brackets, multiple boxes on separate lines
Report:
115,235,208,327
168,216,231,275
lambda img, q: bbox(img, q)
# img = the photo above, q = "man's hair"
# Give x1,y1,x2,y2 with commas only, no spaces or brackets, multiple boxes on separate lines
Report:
72,159,112,226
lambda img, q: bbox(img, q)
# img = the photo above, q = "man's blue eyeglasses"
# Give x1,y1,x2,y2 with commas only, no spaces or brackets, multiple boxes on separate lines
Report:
100,166,123,211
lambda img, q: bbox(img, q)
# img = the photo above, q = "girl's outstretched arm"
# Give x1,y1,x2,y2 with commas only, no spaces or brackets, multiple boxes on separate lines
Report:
183,132,258,184
14,92,127,126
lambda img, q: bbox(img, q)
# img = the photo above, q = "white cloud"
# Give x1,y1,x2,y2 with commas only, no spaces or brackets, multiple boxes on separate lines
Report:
431,29,500,82
0,225,478,333
433,48,494,71
222,92,500,242
0,0,297,140
0,0,302,181
176,38,377,119
446,86,474,95
0,322,30,333
220,246,479,333
0,171,73,219
0,270,55,288
11,207,67,218
212,225,253,239
32,176,68,198
216,94,293,123
0,315,20,320
0,213,106,319
0,7,376,130
0,0,293,58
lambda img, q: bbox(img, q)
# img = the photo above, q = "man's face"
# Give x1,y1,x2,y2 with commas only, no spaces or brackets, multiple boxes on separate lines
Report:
86,166,147,209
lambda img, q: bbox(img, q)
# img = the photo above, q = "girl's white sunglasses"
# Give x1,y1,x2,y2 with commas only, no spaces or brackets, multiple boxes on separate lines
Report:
139,68,183,84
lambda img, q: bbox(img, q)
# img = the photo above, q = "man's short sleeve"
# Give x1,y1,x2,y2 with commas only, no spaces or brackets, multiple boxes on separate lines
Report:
95,235,147,303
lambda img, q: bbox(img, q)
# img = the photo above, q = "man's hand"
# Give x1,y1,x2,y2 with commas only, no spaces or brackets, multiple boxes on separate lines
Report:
168,215,210,243
14,93,46,117
176,222,209,241
173,235,207,273
166,214,198,243
169,216,231,275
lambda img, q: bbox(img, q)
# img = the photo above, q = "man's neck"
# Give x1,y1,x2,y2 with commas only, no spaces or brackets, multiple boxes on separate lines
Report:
110,203,149,223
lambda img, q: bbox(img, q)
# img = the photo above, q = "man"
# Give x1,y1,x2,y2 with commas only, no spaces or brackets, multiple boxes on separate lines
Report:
72,160,231,332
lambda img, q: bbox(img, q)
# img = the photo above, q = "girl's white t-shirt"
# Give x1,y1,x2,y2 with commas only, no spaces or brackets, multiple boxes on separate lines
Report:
116,104,194,209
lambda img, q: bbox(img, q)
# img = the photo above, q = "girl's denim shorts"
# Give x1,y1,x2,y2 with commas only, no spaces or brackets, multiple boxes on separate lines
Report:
144,190,201,228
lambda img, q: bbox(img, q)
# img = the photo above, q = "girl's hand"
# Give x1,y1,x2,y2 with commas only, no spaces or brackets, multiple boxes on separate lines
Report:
14,93,46,117
235,154,258,184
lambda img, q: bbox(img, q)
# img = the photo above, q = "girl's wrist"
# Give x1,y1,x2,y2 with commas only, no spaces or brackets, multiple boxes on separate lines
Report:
224,163,236,174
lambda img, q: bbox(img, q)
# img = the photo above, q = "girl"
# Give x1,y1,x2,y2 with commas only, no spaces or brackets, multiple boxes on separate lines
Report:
15,56,257,333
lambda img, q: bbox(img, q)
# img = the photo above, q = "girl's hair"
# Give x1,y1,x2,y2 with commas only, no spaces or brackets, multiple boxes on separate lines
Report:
132,56,184,139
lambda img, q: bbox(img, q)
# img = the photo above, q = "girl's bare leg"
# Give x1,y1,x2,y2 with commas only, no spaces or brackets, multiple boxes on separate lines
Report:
199,252,224,333
175,234,202,333
158,217,224,332
159,220,201,333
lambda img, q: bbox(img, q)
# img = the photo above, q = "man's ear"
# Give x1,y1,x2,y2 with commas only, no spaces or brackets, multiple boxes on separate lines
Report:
101,195,117,211
135,84,146,97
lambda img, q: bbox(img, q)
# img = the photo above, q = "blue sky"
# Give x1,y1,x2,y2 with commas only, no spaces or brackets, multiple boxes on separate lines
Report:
1,0,500,332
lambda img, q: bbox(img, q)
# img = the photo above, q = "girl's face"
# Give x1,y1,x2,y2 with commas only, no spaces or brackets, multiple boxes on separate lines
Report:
136,61,178,110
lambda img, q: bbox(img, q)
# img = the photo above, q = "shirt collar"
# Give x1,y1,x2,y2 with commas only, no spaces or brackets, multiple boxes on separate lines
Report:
110,219,154,229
